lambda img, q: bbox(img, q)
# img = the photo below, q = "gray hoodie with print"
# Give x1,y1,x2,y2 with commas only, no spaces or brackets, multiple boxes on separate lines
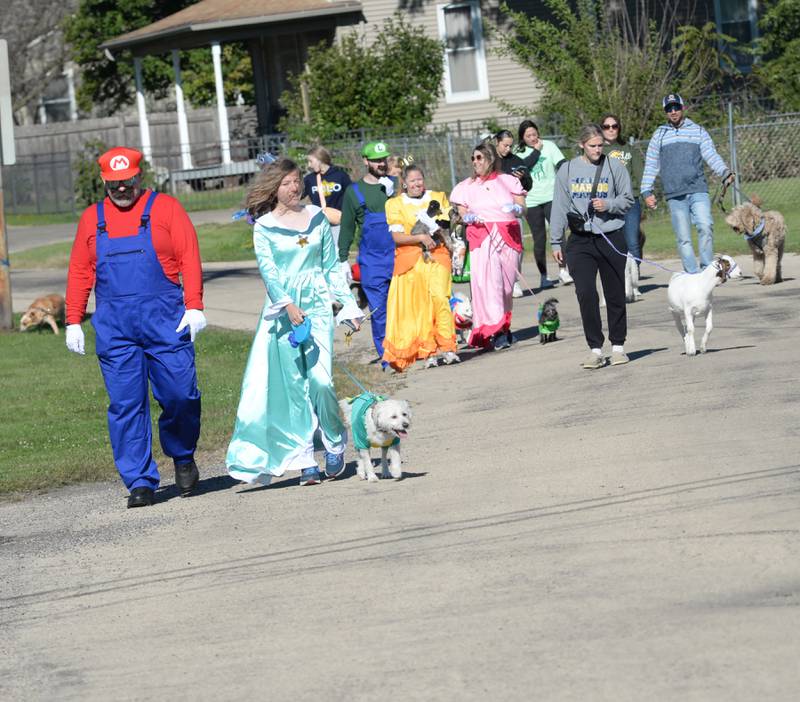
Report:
550,155,633,253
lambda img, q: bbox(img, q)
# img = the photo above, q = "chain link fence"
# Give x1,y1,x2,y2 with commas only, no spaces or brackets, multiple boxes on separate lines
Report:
2,113,797,229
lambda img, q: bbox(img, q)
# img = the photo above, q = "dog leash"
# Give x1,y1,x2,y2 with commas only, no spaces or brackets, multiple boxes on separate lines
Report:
588,219,683,275
712,178,753,214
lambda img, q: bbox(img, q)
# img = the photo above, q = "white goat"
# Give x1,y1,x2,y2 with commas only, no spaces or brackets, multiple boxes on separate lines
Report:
667,255,741,356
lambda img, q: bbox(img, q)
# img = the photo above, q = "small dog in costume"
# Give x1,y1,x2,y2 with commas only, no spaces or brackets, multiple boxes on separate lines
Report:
450,292,473,344
448,207,468,279
339,394,412,482
410,199,455,263
538,298,560,344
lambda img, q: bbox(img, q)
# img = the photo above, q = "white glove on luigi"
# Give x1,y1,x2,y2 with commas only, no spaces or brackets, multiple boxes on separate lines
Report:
65,324,85,355
176,309,207,342
340,260,353,284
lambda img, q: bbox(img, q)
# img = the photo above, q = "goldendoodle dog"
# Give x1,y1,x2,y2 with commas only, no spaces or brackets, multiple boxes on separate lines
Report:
725,198,786,285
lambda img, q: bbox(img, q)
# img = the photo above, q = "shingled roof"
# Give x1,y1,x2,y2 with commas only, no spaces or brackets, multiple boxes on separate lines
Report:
102,0,363,53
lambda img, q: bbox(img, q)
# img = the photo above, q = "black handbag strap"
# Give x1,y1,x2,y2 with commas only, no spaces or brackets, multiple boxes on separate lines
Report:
589,154,605,200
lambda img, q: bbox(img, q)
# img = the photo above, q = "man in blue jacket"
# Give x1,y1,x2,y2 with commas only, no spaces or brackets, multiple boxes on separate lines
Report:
641,93,735,272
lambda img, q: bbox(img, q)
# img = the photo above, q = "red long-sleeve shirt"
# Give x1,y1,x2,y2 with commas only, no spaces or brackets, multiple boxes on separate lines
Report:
66,191,204,324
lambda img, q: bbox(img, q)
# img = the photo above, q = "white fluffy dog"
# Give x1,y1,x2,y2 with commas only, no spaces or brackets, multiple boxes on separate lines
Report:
339,395,412,482
667,255,741,356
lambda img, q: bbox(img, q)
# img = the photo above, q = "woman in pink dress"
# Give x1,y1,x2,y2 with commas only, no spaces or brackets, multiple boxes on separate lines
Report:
449,142,527,350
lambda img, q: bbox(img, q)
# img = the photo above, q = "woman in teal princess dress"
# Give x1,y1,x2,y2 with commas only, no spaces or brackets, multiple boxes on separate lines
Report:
226,159,363,486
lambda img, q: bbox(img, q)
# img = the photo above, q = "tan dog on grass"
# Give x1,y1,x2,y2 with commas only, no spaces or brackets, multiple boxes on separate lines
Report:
19,294,65,334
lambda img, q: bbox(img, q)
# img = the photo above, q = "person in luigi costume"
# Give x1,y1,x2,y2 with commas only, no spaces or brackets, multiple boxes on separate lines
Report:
338,141,394,362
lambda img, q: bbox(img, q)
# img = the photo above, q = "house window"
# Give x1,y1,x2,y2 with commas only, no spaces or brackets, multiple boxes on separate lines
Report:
714,0,759,70
437,2,489,103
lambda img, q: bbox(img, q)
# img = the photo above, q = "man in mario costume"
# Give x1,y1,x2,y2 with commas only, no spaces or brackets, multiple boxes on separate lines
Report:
65,147,206,508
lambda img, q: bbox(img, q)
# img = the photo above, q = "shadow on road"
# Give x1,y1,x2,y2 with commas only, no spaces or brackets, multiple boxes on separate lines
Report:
627,347,668,361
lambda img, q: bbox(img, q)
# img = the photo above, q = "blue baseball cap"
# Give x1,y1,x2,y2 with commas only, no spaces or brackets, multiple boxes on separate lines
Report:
663,93,685,111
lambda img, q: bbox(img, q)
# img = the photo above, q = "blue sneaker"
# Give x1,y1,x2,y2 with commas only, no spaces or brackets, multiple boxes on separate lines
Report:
492,334,511,351
299,467,321,486
324,451,346,479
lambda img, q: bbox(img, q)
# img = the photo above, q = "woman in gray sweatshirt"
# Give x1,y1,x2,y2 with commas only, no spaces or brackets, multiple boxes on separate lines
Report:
550,124,633,369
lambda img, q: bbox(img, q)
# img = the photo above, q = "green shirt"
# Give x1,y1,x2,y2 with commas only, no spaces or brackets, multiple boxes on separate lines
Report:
603,142,644,197
347,393,400,450
516,140,566,207
338,179,389,262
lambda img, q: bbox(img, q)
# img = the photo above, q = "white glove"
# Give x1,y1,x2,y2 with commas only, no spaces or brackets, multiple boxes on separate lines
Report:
501,203,523,215
462,213,482,224
66,324,85,355
340,260,353,284
176,309,207,342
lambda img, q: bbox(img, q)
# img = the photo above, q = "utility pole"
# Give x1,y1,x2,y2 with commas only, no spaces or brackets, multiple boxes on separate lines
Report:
0,39,17,330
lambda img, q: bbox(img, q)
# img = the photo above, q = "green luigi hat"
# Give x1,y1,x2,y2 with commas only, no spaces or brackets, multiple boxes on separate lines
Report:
361,141,390,160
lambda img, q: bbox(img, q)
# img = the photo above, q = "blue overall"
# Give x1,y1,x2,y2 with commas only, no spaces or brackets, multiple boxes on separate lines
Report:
352,183,393,357
91,191,201,491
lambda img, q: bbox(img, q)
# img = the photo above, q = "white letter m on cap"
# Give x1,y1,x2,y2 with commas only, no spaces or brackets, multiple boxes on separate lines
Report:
110,155,130,171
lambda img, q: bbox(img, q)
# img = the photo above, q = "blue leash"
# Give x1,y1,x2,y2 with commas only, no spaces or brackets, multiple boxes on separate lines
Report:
589,219,683,275
334,361,372,395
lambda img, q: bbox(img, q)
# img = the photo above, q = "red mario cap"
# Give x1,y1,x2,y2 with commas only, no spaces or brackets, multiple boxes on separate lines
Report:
98,147,142,181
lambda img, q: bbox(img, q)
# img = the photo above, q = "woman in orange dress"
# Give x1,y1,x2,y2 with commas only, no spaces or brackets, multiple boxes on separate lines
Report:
382,165,459,371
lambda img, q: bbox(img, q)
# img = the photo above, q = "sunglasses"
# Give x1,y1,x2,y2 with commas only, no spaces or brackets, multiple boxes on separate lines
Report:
106,176,139,189
602,123,619,130
665,105,683,113
471,155,484,161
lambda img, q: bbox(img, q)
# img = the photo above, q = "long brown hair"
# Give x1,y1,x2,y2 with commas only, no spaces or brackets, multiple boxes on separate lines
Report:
246,158,301,218
471,141,501,179
600,113,625,145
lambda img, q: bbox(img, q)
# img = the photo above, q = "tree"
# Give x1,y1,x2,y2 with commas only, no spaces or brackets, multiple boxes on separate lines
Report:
757,0,800,110
492,0,742,139
63,0,253,114
278,14,444,142
0,0,77,123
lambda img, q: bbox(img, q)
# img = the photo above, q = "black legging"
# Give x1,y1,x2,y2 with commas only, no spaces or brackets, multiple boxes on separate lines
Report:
524,200,551,276
566,228,628,349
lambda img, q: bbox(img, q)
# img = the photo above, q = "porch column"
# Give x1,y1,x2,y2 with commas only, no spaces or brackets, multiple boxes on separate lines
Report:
211,41,231,164
172,49,193,169
133,57,152,160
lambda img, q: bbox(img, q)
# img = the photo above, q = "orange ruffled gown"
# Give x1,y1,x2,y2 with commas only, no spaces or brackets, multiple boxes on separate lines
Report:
382,191,457,371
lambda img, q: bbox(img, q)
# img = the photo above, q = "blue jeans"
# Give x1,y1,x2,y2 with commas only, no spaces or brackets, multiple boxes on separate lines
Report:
667,192,713,273
623,197,642,260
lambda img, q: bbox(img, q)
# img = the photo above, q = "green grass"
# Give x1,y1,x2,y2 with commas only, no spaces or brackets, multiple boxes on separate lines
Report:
11,221,255,269
0,319,388,496
7,212,80,226
6,190,245,227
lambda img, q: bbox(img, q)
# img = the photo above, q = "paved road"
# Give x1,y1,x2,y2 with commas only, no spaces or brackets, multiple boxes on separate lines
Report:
2,253,799,700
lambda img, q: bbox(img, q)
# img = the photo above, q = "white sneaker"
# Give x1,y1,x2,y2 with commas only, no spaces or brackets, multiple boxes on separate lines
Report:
424,356,439,369
512,282,523,298
559,268,574,285
442,351,461,364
